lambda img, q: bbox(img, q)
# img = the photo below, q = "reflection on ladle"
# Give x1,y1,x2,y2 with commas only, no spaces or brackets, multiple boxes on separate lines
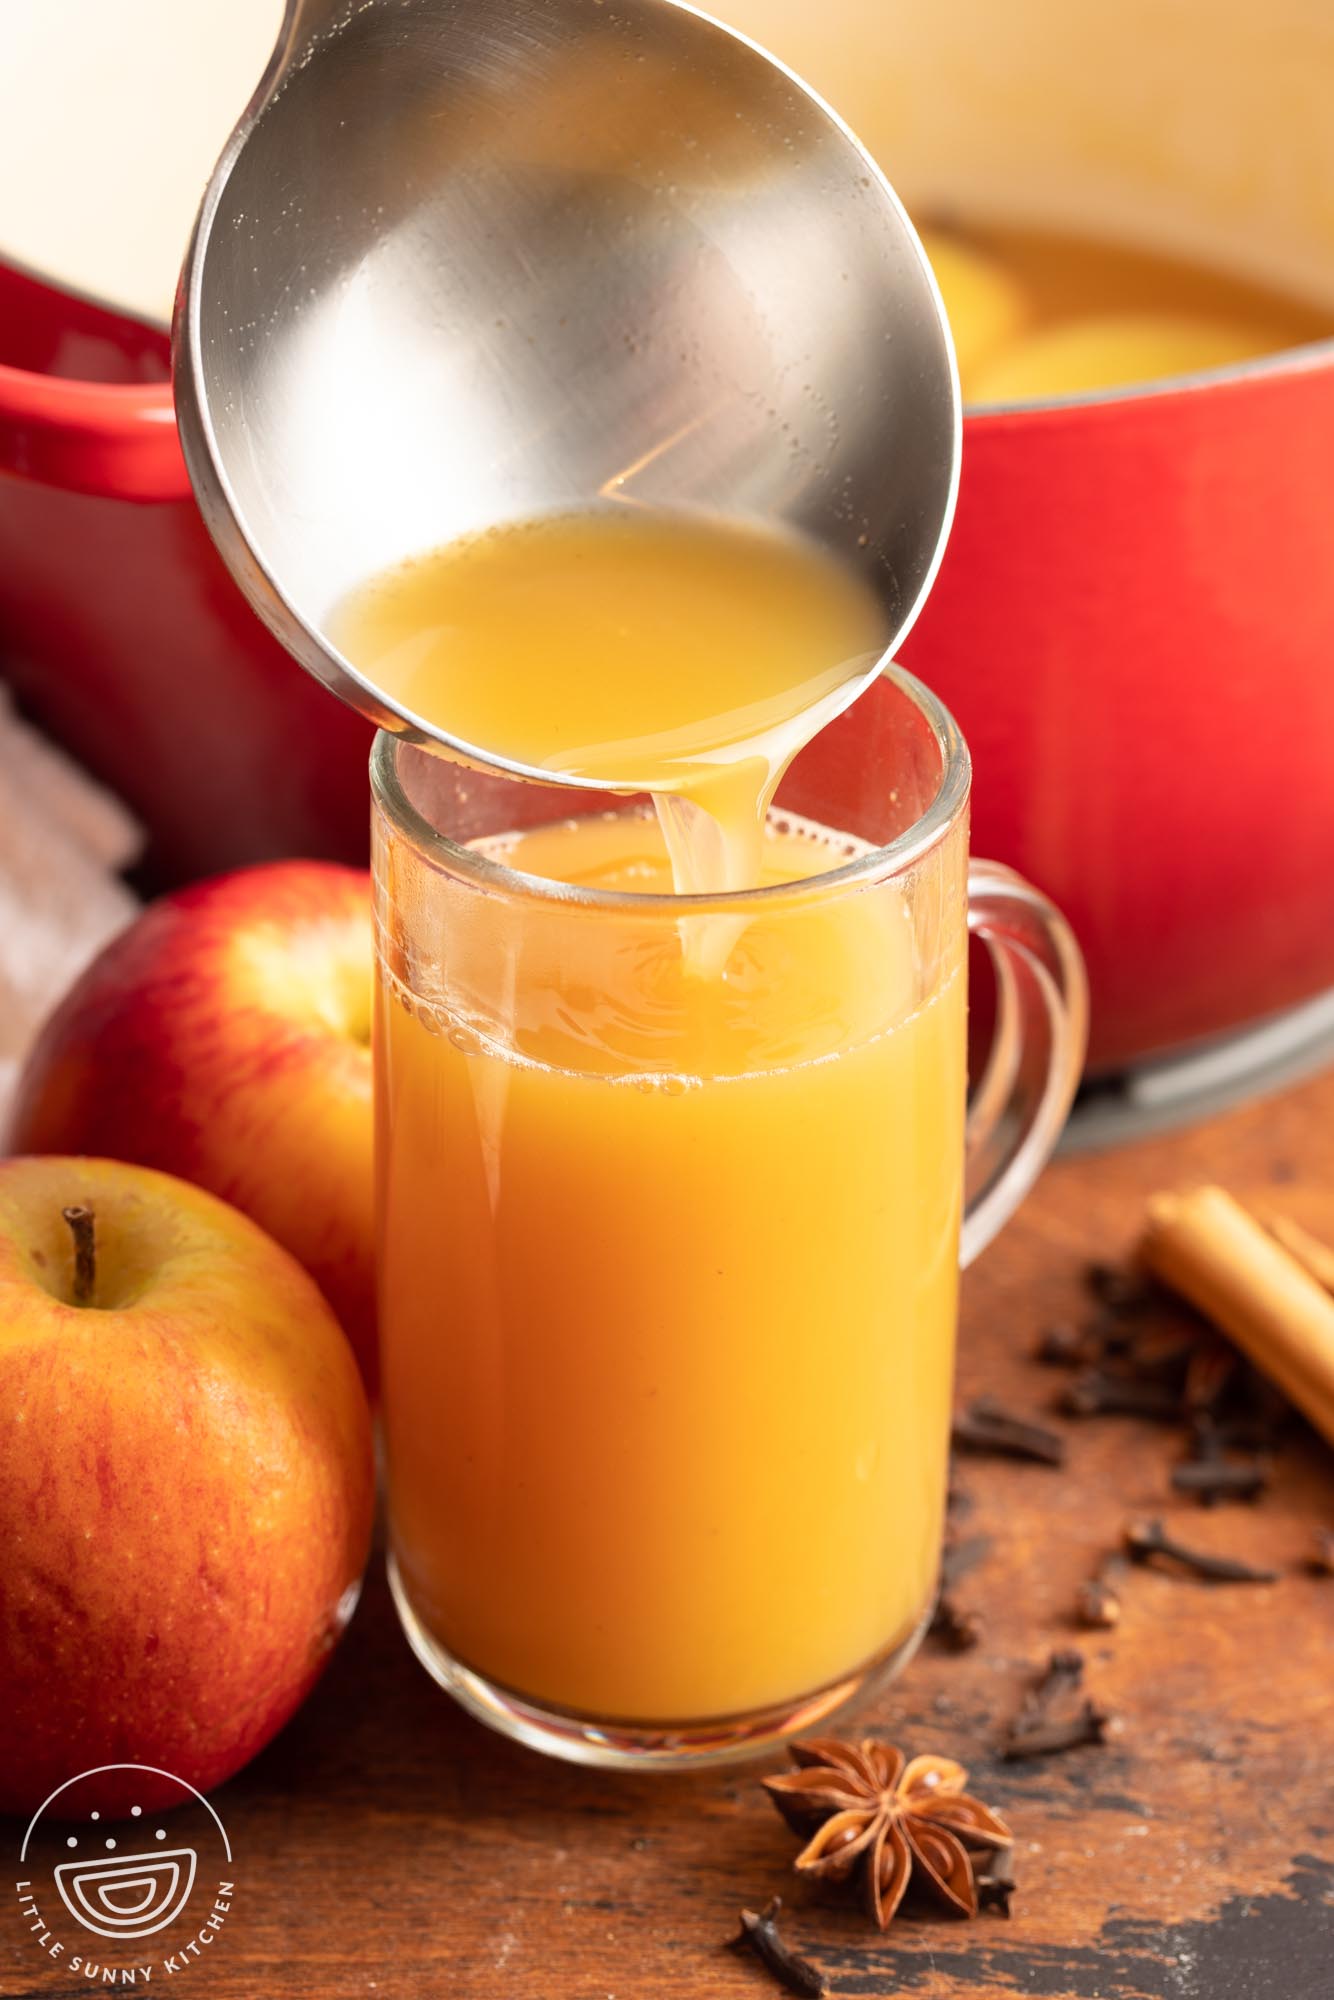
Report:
174,0,960,789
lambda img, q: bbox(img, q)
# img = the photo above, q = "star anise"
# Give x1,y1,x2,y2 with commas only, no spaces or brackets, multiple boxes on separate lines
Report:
762,1738,1012,1930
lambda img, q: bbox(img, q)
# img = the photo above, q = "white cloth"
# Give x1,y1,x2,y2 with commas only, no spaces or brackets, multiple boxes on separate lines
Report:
0,687,141,1130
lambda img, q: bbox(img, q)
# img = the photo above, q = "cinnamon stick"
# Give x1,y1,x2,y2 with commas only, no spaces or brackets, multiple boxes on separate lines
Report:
1264,1214,1334,1298
1140,1187,1334,1451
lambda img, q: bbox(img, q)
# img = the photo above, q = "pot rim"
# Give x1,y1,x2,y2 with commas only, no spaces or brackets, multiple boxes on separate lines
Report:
3,241,1332,420
961,329,1334,421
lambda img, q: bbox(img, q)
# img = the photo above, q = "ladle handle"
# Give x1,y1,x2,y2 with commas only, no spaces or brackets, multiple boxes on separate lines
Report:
960,860,1089,1266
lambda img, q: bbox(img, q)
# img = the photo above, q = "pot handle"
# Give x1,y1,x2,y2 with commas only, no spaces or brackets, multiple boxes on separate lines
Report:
0,363,190,502
961,860,1088,1267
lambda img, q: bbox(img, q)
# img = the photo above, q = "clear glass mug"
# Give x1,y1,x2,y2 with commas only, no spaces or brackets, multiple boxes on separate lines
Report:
371,667,1087,1768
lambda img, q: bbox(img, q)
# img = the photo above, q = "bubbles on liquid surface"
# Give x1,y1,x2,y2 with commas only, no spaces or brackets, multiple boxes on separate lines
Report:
621,1072,697,1097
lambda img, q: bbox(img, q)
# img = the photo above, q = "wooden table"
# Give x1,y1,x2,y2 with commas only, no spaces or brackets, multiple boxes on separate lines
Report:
7,1071,1334,1999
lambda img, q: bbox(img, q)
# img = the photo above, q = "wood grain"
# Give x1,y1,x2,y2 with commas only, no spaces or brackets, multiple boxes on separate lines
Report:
5,1069,1334,1998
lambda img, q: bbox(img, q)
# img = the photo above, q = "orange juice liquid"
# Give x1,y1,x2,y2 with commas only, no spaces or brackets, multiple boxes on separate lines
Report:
351,507,966,1721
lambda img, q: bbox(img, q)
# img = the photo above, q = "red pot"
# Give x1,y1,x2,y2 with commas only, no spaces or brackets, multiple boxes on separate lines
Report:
916,367,1334,1073
721,0,1334,1078
0,260,371,884
3,0,1334,1073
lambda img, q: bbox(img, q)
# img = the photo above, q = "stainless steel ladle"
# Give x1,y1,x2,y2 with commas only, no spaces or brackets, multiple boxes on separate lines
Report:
175,0,960,788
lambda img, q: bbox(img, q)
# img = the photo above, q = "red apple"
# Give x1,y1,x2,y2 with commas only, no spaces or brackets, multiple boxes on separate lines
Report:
0,1154,374,1817
8,861,377,1391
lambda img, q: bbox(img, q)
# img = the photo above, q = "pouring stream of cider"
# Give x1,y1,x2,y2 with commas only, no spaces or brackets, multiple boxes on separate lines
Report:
332,506,888,922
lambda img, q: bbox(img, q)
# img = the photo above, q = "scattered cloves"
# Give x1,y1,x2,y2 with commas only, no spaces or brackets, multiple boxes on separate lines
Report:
1002,1648,1117,1759
1187,1415,1225,1463
1003,1703,1116,1759
930,1533,990,1650
1094,1319,1138,1360
1035,1320,1093,1368
1060,1369,1183,1422
1124,1517,1279,1584
1077,1551,1129,1629
951,1397,1066,1467
1170,1459,1269,1505
727,1900,828,1999
1025,1646,1085,1706
930,1596,982,1651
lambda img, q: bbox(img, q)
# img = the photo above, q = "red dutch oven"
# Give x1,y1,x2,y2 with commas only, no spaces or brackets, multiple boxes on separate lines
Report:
0,262,371,883
2,0,1334,1074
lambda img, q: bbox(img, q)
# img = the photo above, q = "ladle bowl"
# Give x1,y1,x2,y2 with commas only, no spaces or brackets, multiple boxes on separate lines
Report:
174,0,959,783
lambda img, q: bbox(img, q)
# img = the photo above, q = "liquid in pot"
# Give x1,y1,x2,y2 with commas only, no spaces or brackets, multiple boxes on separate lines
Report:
920,219,1334,402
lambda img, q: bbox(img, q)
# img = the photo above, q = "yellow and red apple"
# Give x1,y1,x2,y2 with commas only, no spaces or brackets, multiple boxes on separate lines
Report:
0,1154,374,1816
8,861,377,1391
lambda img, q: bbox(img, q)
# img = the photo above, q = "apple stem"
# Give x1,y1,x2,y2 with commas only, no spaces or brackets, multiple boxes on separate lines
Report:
62,1205,96,1308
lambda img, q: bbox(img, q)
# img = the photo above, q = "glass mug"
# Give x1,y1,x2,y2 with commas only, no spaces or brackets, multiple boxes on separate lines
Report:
371,667,1087,1767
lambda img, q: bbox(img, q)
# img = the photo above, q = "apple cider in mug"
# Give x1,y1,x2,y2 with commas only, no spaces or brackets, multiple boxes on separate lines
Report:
348,504,1081,1761
347,507,965,1725
375,801,965,1721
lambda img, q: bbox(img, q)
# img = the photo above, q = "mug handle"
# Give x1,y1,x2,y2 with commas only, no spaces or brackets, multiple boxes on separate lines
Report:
960,859,1089,1267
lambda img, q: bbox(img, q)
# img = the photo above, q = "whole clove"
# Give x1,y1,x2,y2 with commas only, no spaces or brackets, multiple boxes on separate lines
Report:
1076,1573,1122,1629
930,1595,982,1651
1060,1369,1183,1421
952,1397,1066,1467
1170,1459,1269,1505
1002,1648,1117,1759
1124,1517,1279,1584
1003,1703,1115,1759
1035,1320,1094,1368
930,1532,990,1650
1187,1415,1225,1463
727,1900,828,1998
1023,1646,1085,1707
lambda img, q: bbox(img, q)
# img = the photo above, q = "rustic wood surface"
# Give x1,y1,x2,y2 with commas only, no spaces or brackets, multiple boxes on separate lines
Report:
6,1068,1334,1999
